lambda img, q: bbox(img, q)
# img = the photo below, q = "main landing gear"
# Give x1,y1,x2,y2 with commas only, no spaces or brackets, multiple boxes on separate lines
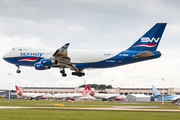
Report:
16,65,21,73
60,68,67,77
60,68,85,77
72,69,85,77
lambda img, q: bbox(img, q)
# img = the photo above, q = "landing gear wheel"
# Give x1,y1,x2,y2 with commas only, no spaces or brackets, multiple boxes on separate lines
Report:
60,68,67,77
62,73,67,77
16,70,21,73
72,70,85,77
72,72,77,75
77,73,82,77
81,73,85,76
60,70,64,73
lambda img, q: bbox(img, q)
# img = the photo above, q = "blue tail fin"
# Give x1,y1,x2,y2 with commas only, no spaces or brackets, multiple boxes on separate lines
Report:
152,85,161,95
127,23,167,51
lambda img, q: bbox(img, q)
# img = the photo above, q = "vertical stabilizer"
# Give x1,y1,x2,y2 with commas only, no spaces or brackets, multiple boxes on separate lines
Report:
81,85,88,95
86,85,95,96
152,85,161,95
15,85,23,96
127,23,167,51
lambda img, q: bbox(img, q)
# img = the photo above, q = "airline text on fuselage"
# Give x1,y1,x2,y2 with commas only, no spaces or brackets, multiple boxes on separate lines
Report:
20,52,44,57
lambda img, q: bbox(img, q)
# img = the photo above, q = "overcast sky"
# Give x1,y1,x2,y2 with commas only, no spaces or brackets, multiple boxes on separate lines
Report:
1,0,180,90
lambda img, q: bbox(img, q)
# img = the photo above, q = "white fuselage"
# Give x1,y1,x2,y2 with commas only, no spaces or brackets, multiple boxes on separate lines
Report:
21,93,46,98
53,93,83,99
92,93,126,100
3,47,119,64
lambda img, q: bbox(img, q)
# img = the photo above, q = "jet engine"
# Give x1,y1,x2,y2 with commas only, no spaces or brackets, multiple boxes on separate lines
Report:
40,59,58,66
34,62,50,70
116,98,121,101
42,97,47,99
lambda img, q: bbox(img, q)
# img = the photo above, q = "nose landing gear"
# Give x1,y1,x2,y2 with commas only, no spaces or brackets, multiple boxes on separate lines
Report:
16,65,21,73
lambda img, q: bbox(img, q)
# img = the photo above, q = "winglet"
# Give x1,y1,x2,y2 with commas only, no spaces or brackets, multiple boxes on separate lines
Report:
15,85,23,96
152,85,161,95
53,43,70,56
61,43,70,49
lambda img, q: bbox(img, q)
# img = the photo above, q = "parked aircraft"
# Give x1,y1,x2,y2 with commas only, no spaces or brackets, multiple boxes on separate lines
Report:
86,85,126,101
152,85,180,103
15,85,52,100
3,23,166,77
52,85,88,100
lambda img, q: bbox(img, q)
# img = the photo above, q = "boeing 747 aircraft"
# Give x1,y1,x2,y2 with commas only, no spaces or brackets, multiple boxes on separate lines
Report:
3,23,166,77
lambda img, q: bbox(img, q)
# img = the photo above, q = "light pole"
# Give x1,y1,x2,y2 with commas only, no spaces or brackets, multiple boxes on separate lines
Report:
84,80,86,85
111,80,113,94
8,73,11,100
133,83,134,102
162,78,165,105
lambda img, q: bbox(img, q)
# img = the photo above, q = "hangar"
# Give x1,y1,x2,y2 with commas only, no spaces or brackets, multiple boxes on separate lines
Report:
126,94,151,101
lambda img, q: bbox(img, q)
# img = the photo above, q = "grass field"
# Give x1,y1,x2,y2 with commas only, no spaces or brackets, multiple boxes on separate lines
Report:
0,109,180,120
0,99,179,109
0,99,180,120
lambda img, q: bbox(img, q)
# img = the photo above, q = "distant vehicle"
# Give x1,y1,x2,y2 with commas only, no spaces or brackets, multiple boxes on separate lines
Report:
3,23,166,77
86,85,126,101
52,85,88,101
152,85,180,103
15,85,52,100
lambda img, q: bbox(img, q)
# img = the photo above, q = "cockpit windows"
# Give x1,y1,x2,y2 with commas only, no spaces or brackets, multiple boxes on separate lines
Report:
11,48,27,51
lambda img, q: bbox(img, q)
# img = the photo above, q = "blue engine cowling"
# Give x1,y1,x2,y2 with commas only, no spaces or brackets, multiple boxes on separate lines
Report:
40,59,57,66
34,62,50,70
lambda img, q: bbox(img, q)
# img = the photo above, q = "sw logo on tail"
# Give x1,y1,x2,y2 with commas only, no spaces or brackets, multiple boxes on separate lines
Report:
3,23,167,77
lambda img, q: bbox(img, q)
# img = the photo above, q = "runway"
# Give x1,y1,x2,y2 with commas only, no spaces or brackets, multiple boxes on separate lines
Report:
1,106,180,111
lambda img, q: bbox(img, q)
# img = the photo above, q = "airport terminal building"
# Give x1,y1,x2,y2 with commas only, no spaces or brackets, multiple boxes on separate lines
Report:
18,86,180,96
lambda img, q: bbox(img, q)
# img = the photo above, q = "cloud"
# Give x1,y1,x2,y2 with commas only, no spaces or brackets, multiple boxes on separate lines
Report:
0,0,180,90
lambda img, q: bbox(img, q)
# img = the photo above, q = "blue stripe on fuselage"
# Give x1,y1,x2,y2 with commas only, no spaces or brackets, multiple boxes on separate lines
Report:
3,57,43,66
155,95,178,99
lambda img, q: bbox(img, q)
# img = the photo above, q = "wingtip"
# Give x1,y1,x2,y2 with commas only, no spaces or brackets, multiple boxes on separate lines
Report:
61,43,70,49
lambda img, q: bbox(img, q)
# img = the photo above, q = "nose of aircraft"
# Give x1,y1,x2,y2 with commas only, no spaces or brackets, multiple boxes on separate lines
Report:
2,53,8,60
2,52,11,62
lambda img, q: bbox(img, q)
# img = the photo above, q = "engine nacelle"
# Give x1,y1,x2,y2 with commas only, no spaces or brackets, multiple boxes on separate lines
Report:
116,98,121,101
34,62,50,70
42,97,47,99
69,97,73,100
40,59,57,66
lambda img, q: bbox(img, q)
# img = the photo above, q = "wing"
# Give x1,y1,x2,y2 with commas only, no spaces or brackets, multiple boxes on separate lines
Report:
31,94,45,98
52,43,79,72
71,94,83,98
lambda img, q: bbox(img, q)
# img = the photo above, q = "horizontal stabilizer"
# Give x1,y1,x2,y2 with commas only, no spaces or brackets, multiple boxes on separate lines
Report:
133,51,155,58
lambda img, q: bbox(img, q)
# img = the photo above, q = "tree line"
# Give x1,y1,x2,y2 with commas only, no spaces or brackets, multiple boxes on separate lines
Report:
79,84,112,90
